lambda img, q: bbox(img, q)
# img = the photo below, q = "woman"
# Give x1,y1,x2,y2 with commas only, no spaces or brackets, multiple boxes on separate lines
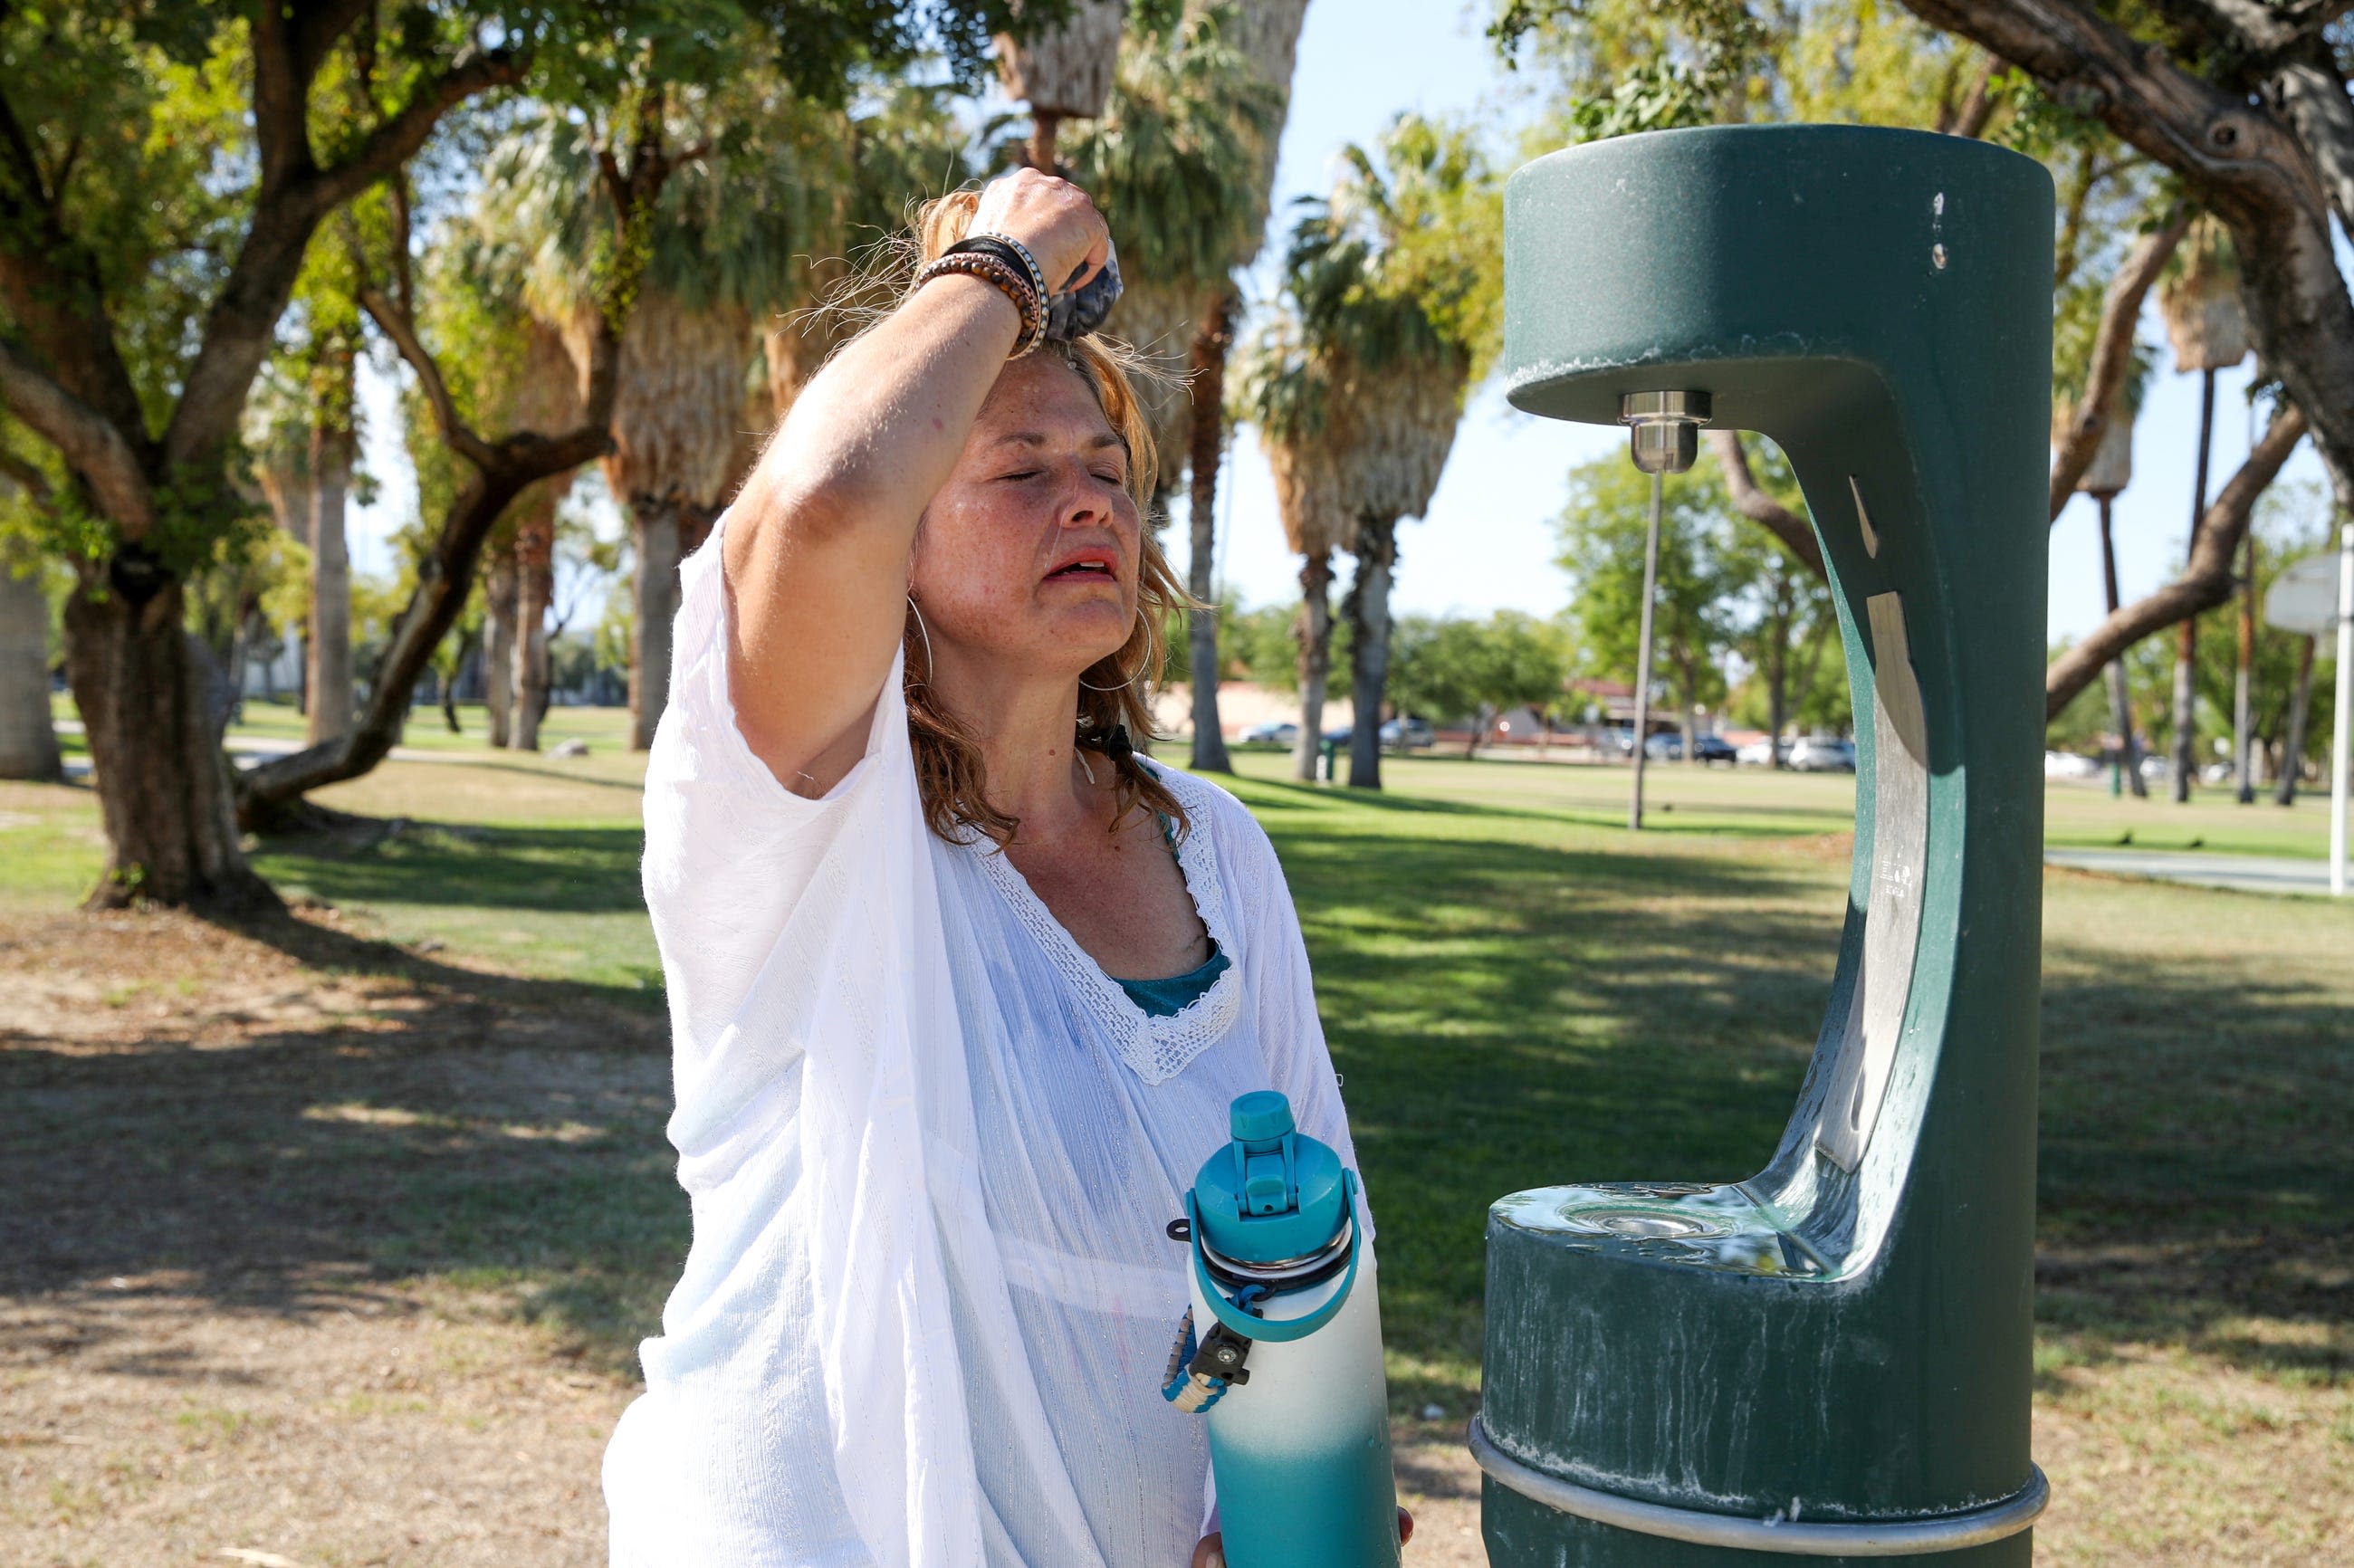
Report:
603,171,1390,1567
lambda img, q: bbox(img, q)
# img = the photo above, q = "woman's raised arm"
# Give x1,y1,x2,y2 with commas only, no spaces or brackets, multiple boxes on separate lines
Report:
719,172,1110,794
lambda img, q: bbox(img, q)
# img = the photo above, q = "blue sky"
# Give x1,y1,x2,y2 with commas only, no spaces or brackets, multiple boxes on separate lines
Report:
350,0,2338,646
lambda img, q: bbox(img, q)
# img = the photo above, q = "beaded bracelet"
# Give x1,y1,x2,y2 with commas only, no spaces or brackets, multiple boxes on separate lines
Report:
913,250,1046,359
945,233,1049,306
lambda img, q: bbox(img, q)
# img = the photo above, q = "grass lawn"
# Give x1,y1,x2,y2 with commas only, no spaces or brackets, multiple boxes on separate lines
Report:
2,737,2349,1563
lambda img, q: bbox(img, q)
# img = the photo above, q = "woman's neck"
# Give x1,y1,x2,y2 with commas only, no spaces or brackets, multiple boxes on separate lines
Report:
933,655,1103,845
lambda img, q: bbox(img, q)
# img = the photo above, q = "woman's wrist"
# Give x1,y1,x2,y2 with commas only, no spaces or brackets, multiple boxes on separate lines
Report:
914,250,1045,358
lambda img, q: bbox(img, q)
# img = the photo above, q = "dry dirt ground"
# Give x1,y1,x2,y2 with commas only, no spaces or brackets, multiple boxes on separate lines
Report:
0,907,1487,1568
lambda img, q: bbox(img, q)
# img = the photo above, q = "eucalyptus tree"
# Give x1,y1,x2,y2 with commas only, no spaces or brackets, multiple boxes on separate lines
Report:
1063,5,1279,770
1283,113,1502,789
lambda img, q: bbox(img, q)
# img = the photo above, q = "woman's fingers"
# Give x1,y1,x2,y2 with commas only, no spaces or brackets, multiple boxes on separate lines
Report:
972,167,1111,297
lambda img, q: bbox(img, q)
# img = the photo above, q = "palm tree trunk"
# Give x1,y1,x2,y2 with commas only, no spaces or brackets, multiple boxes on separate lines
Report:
2275,634,2317,806
2098,495,2148,797
2170,367,2217,802
512,502,556,751
305,423,355,747
2234,527,2257,802
1345,516,1396,790
1294,550,1332,782
483,548,518,749
1187,293,1236,773
0,542,62,781
631,497,685,751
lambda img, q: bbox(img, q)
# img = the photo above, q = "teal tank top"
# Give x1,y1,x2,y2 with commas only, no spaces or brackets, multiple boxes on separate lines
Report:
1112,811,1230,1017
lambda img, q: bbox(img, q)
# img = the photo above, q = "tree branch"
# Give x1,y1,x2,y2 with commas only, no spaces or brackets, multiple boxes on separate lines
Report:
311,46,523,212
0,337,151,532
2271,53,2354,237
161,45,522,474
0,445,54,505
2045,401,2307,715
356,286,499,471
1708,429,1827,580
2049,211,2191,522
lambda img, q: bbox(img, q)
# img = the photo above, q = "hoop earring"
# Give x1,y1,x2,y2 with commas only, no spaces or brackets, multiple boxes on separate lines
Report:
906,595,935,684
1077,665,1134,693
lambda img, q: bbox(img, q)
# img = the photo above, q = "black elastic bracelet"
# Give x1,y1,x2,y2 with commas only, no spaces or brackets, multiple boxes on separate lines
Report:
944,236,1048,303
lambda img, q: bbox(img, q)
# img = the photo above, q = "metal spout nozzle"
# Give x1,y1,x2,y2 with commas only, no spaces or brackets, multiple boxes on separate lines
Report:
1620,390,1715,474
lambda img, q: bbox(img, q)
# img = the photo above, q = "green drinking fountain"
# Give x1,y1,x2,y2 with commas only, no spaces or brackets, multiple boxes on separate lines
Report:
1470,125,2053,1564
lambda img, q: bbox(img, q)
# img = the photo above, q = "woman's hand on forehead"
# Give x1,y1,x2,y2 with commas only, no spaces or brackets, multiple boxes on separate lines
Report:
971,169,1111,296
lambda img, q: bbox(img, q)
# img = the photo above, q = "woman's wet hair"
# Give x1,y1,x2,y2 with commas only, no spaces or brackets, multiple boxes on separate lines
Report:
881,187,1197,847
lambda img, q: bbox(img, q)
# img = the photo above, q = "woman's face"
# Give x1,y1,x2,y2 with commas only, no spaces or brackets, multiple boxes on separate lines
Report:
910,353,1142,683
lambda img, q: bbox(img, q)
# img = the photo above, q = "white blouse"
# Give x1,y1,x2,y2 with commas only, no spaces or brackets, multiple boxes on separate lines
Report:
603,512,1363,1568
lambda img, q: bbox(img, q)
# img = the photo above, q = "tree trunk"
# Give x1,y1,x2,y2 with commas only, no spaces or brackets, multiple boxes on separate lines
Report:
2275,634,2317,806
62,571,267,909
1467,702,1493,760
1188,292,1236,773
512,502,555,751
1766,588,1791,770
1294,550,1332,782
0,544,62,781
630,497,684,751
2097,495,2148,797
1345,517,1395,790
306,423,355,747
2234,525,2257,802
2170,368,2219,802
483,546,518,749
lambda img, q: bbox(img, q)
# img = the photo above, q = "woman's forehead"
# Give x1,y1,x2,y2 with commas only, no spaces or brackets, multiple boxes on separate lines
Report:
974,355,1116,445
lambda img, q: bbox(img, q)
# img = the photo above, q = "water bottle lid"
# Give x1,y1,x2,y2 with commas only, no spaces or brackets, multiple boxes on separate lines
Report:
1191,1091,1352,1265
1229,1090,1295,1143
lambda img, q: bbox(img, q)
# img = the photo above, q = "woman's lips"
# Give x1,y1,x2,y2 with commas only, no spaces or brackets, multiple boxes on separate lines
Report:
1044,553,1119,581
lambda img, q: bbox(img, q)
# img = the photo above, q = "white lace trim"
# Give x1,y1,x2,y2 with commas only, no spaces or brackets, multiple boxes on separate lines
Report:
964,765,1242,1085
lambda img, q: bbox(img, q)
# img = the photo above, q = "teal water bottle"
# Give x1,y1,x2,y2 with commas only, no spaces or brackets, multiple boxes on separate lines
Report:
1162,1091,1400,1568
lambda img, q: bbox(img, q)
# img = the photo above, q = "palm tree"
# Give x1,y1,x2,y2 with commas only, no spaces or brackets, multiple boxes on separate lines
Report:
996,0,1128,171
1063,6,1282,770
2066,373,2149,798
481,88,835,752
1284,115,1503,789
509,320,581,751
2157,215,2251,802
1233,314,1350,781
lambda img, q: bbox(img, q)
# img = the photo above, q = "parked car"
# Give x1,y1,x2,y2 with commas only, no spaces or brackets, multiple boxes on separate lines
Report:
1692,734,1737,765
2043,751,2102,779
1788,735,1857,772
1736,738,1788,767
1241,721,1300,747
1322,726,1352,747
1382,717,1435,749
1643,732,1683,760
1602,727,1638,756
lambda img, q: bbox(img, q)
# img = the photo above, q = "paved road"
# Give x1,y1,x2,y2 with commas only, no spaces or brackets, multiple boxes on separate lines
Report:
2045,847,2340,898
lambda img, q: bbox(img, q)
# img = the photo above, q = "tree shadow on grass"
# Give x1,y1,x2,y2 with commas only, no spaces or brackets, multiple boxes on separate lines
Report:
254,820,650,917
2035,936,2353,1384
0,907,685,1380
